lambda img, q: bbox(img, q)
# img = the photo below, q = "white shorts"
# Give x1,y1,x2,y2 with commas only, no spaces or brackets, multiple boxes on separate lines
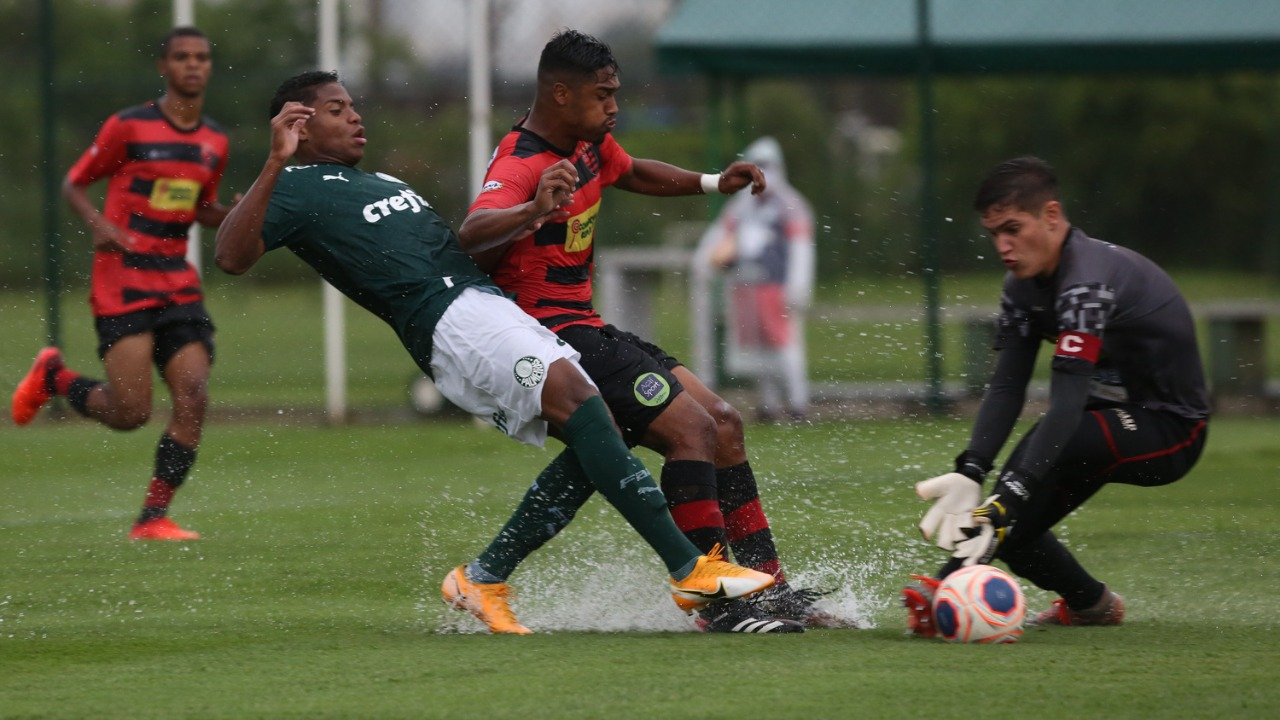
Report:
430,287,593,446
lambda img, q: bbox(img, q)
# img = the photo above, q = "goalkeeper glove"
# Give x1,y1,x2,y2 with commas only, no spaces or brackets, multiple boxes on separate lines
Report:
951,469,1031,566
915,451,990,551
916,473,982,551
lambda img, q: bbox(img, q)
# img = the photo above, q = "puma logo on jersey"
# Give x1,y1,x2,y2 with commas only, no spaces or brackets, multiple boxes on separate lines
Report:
363,188,431,223
323,171,349,182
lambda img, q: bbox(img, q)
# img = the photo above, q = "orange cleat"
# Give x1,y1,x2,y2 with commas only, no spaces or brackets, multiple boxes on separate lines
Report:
441,566,532,634
129,517,201,541
669,543,775,613
12,347,64,425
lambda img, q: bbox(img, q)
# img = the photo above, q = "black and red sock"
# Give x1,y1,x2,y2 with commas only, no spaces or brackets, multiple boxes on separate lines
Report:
660,460,728,555
718,461,785,582
137,434,197,524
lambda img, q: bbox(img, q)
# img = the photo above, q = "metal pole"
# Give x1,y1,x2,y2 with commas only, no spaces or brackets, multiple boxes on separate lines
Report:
172,0,202,275
468,0,491,194
319,0,348,423
917,0,946,413
40,0,60,348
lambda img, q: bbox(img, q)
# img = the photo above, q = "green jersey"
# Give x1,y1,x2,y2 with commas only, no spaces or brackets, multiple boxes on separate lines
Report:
262,163,497,375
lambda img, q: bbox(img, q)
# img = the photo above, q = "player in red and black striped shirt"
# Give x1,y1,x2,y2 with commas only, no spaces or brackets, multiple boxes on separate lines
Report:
461,30,846,632
12,27,235,541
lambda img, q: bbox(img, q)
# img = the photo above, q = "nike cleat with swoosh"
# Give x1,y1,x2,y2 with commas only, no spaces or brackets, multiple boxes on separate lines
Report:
669,543,775,613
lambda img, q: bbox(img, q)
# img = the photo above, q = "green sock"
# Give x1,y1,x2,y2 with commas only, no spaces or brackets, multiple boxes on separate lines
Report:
564,396,700,574
475,449,596,580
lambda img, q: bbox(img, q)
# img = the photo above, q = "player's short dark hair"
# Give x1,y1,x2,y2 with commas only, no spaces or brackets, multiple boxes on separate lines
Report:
158,26,209,58
270,71,341,119
538,29,619,84
973,156,1060,214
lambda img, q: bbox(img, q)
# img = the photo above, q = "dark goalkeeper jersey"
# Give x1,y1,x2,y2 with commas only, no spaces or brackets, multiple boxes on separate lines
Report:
994,227,1210,421
262,163,497,373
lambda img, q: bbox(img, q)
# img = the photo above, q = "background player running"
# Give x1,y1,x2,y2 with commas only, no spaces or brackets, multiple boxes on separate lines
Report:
458,29,843,631
213,70,785,635
906,156,1210,634
13,27,235,541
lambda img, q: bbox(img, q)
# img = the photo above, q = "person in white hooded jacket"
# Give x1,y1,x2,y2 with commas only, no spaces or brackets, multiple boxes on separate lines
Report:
703,137,816,421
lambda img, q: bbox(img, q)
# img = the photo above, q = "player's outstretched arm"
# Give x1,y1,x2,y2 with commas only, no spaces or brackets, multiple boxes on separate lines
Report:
615,159,766,197
215,102,312,275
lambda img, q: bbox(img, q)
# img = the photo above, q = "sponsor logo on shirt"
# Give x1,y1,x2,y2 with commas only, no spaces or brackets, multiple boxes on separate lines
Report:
565,199,600,253
149,178,201,211
363,187,432,223
480,180,503,193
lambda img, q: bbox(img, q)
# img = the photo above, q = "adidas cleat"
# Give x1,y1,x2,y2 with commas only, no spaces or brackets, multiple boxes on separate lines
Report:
441,565,532,635
129,517,200,541
902,574,942,638
12,347,63,425
696,598,804,634
1028,587,1125,627
752,582,857,629
669,543,775,613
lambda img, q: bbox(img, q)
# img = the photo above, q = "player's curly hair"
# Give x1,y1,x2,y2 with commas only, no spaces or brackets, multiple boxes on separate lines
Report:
270,70,341,119
538,29,619,82
973,156,1060,214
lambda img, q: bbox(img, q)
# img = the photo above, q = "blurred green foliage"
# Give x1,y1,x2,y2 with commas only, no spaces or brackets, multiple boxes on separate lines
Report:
3,0,1278,292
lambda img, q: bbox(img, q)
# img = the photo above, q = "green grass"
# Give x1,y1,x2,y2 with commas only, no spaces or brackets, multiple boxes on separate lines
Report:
1,416,1277,719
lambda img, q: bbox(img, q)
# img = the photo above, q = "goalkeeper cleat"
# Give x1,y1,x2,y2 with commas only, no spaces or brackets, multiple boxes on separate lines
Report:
129,517,201,541
696,598,804,634
1028,587,1126,627
12,347,64,425
902,574,943,638
751,582,857,629
441,566,532,635
670,543,775,613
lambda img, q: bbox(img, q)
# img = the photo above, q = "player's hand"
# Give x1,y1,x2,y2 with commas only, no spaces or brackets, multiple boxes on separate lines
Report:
528,159,577,230
951,494,1014,566
916,472,982,550
270,101,315,162
90,217,133,253
718,160,766,195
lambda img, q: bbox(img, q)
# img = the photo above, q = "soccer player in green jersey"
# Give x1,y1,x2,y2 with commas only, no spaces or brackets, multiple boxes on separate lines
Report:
214,71,792,634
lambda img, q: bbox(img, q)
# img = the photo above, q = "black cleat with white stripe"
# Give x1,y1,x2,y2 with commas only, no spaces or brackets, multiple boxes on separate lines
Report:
696,598,805,634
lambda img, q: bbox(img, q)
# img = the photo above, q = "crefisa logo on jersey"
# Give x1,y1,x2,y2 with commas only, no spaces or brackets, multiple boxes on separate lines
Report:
513,356,546,389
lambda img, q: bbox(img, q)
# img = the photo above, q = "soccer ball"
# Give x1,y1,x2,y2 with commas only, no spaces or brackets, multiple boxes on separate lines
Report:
932,565,1025,643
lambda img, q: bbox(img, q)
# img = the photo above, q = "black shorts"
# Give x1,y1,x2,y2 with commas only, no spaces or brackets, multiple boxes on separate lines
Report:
95,301,216,371
1000,406,1208,543
555,323,684,447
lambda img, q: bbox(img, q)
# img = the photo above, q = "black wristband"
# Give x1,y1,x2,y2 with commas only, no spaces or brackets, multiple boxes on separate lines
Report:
954,451,992,484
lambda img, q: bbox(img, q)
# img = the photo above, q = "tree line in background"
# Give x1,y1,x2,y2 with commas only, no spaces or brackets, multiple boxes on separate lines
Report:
3,0,1277,291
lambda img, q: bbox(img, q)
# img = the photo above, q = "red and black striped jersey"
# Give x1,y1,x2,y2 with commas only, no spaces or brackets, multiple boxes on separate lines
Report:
468,124,632,331
67,101,229,317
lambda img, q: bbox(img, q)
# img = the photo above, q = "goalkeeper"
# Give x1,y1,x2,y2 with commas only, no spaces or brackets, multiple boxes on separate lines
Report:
906,156,1209,634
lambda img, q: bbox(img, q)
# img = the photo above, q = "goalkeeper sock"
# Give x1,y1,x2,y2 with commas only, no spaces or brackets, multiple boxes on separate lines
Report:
717,462,784,581
564,396,700,574
660,460,728,555
475,449,596,581
1002,530,1105,611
